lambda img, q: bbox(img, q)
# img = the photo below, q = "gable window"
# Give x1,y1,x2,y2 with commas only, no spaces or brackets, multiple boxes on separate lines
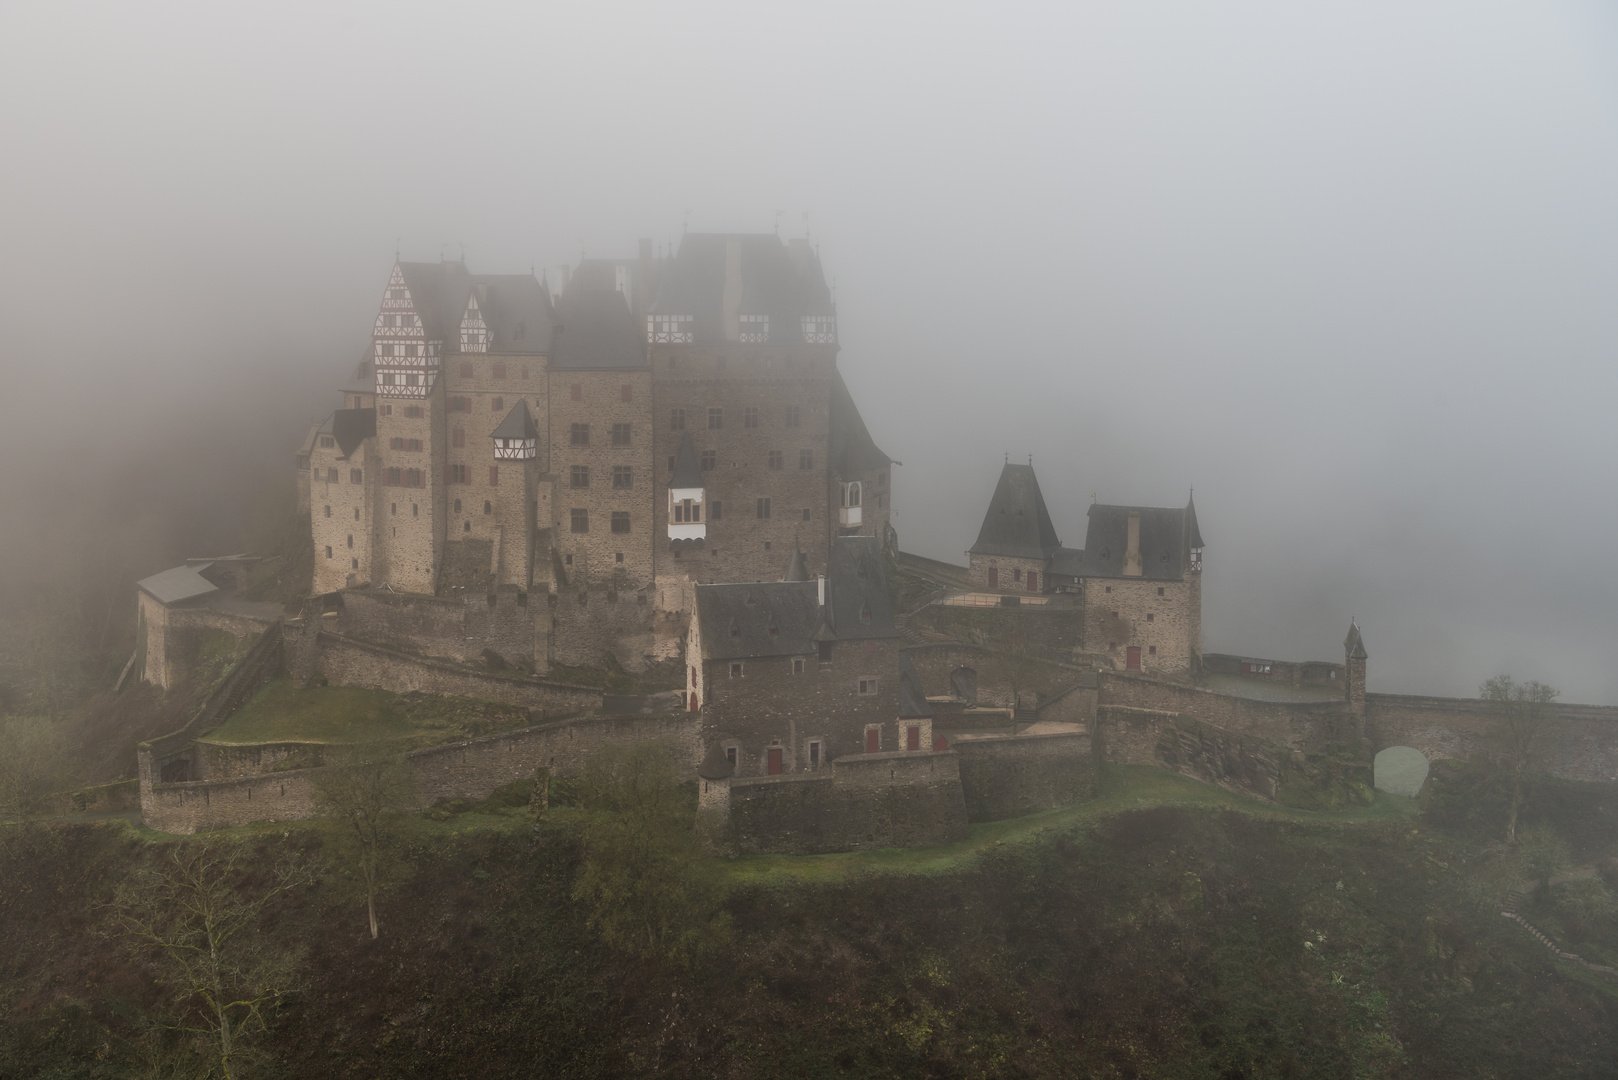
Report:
571,466,590,488
570,508,589,533
744,406,759,429
768,450,783,470
612,465,632,489
740,314,769,343
700,450,716,471
785,405,800,428
611,511,630,534
319,436,335,448
670,408,686,431
570,423,589,446
611,422,631,447
756,497,771,519
708,407,723,430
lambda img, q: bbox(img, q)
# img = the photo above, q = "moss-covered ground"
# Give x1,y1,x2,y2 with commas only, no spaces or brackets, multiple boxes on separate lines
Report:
200,677,532,747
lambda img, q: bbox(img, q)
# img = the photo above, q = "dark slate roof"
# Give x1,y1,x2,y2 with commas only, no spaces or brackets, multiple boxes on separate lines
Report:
1053,504,1193,582
339,355,373,394
1185,492,1204,550
969,463,1061,560
782,540,809,582
294,423,320,459
646,233,833,343
136,563,219,606
898,652,931,718
697,740,735,780
695,537,897,660
550,287,647,370
1345,620,1368,660
828,371,891,475
393,262,553,356
491,399,538,441
670,432,703,489
331,408,376,459
473,274,554,354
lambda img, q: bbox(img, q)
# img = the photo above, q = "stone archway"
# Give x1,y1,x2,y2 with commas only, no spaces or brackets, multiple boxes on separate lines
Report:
1373,745,1429,798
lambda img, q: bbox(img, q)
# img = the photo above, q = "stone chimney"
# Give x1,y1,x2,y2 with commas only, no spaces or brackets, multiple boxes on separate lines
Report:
1123,512,1143,577
1344,620,1367,716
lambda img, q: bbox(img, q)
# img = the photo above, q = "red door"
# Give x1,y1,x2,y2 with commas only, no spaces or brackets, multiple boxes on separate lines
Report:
767,748,783,775
1126,646,1142,670
1027,570,1039,592
906,725,920,751
866,728,880,753
987,567,998,588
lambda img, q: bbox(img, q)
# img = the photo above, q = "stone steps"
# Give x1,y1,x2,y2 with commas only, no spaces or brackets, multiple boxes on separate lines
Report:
1500,870,1618,978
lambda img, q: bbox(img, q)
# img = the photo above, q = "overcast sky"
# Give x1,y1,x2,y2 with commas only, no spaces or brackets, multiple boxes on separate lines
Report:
4,1,1618,700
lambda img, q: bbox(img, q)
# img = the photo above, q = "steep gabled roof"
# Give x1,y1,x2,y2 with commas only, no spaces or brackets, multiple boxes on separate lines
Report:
969,463,1061,560
646,233,833,343
551,286,646,370
473,274,553,354
395,260,471,344
1050,504,1193,582
828,370,891,475
670,432,703,489
331,408,376,459
491,398,538,441
694,537,897,660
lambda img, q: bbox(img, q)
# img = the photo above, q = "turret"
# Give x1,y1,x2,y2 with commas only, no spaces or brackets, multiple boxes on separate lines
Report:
1344,620,1367,715
490,399,538,460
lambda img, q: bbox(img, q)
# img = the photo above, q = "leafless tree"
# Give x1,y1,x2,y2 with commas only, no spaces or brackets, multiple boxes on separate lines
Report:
1480,674,1560,844
110,841,310,1080
311,744,417,939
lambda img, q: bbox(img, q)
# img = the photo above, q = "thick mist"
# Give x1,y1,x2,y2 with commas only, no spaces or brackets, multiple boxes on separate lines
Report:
4,2,1618,700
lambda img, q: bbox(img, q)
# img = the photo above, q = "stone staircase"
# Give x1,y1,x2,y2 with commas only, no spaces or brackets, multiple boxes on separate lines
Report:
1500,869,1618,978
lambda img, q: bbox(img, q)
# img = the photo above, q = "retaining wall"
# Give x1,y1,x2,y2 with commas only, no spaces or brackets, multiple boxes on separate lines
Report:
1097,672,1351,753
1095,704,1290,801
725,750,969,855
141,713,703,834
953,730,1095,821
1365,694,1618,784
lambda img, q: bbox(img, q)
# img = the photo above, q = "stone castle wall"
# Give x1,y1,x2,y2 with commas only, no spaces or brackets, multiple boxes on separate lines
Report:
549,583,662,671
1094,704,1290,801
952,730,1095,821
1365,694,1618,784
142,713,703,834
549,370,655,590
1097,672,1351,752
723,749,968,855
1083,576,1198,676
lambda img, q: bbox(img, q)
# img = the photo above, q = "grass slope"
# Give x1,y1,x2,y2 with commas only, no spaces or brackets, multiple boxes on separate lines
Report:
3,767,1616,1079
201,677,532,747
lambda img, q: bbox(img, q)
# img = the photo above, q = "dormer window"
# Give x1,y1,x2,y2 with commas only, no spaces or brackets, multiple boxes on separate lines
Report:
802,315,836,344
460,298,488,353
740,314,769,343
648,314,695,344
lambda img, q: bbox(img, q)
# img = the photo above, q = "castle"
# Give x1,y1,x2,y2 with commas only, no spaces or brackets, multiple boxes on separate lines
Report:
295,234,894,672
129,230,1618,848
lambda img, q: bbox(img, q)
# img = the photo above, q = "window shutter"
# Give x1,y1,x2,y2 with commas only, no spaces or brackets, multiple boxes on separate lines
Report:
489,465,499,486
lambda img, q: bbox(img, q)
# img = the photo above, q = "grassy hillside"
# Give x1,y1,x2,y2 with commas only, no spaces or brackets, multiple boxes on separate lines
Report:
203,678,533,747
3,766,1616,1078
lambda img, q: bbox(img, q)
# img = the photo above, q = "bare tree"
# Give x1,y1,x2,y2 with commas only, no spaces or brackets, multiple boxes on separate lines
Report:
110,841,310,1080
311,744,417,939
1480,674,1560,844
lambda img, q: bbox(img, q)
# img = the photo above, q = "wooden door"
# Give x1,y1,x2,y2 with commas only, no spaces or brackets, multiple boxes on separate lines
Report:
866,728,879,753
987,567,998,589
1027,570,1039,592
1127,646,1142,670
767,748,783,775
906,725,920,751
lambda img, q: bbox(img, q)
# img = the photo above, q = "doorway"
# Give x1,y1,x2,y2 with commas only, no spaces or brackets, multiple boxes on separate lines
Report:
1126,646,1142,670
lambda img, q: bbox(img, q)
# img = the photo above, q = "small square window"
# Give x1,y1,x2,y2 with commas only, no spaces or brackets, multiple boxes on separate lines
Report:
1105,586,1112,594
730,662,743,678
612,465,632,489
1149,646,1157,655
710,501,722,520
565,554,573,565
1147,613,1154,622
1157,587,1165,596
756,497,771,519
802,508,811,521
793,658,805,674
615,552,624,563
858,678,878,695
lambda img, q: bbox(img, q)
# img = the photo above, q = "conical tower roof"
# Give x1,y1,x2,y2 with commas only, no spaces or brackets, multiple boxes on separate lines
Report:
968,462,1061,560
1344,620,1367,660
782,539,809,582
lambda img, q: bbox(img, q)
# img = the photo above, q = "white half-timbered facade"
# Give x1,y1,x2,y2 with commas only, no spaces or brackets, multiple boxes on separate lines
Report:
373,264,443,399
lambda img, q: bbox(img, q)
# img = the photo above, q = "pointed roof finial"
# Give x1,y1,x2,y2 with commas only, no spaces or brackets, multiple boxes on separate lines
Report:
1004,451,1009,464
1028,453,1033,467
394,235,401,261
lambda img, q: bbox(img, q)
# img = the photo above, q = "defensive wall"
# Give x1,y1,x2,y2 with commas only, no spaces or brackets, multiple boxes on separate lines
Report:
904,641,1095,712
1365,694,1618,785
1094,705,1293,801
138,590,278,690
140,713,704,834
952,730,1095,821
1096,672,1355,754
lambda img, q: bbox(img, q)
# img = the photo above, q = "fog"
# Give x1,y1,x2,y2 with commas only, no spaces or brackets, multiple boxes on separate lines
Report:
4,1,1618,701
